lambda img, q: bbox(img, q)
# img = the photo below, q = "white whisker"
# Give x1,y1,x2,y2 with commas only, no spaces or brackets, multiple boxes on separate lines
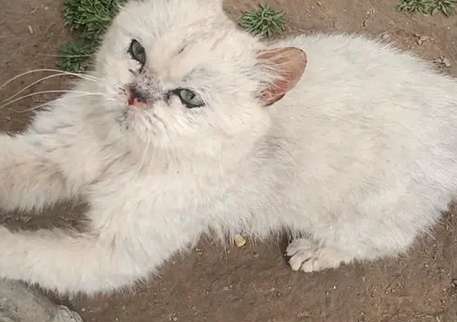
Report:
1,73,98,104
0,69,98,91
15,101,53,114
0,90,107,110
13,93,116,114
137,135,151,173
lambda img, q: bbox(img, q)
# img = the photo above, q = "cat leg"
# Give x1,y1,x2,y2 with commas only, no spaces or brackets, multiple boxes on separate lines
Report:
286,238,353,272
0,225,151,294
0,134,77,212
286,221,418,273
286,200,431,272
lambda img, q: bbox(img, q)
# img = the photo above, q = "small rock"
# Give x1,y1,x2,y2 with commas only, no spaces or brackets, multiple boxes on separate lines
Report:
27,25,34,35
415,34,431,46
450,278,457,289
442,57,452,68
433,56,452,68
381,33,390,41
53,306,83,322
234,234,247,248
362,8,375,27
0,280,83,322
297,311,311,319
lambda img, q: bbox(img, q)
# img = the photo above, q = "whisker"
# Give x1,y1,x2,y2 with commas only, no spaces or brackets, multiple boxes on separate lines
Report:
14,101,53,114
0,69,98,91
0,90,107,110
1,73,98,104
17,94,108,114
137,135,151,173
11,93,116,114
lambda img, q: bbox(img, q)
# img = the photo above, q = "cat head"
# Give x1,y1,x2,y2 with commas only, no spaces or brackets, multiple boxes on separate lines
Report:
94,0,306,161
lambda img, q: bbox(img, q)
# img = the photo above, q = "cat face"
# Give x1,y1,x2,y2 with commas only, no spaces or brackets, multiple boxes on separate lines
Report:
93,0,305,159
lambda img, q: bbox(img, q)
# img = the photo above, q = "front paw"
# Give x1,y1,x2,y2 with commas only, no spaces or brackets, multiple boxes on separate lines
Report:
286,238,346,272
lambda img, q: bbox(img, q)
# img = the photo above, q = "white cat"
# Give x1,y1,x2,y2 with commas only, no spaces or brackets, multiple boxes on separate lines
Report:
1,0,457,295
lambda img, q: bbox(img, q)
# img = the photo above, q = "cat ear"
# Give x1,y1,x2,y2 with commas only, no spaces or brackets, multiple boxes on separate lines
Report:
257,47,307,106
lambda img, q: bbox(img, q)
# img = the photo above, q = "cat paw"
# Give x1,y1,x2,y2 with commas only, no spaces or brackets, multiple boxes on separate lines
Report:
286,238,345,272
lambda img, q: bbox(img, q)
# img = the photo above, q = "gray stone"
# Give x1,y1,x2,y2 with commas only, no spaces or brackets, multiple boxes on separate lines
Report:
0,279,82,322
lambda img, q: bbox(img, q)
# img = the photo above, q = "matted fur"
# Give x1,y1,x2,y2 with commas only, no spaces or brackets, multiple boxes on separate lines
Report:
1,0,457,294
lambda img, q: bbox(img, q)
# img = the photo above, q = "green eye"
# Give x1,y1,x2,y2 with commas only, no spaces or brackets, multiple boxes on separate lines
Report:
174,88,205,109
128,39,146,68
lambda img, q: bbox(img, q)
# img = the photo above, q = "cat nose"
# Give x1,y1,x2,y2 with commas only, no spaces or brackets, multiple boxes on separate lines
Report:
128,87,148,108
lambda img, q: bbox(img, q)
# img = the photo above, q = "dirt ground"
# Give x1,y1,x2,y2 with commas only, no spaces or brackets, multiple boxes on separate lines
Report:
1,0,457,321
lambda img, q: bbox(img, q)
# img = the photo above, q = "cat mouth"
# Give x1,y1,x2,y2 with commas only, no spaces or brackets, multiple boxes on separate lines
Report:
115,102,167,134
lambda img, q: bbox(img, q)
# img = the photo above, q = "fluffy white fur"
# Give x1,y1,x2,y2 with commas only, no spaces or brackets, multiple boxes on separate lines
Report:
1,0,457,294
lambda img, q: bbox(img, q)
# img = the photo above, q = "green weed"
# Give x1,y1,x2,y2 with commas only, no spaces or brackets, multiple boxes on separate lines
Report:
239,4,286,38
60,0,127,72
397,0,457,16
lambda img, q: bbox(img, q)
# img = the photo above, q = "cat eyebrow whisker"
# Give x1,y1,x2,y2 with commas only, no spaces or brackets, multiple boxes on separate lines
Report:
1,73,98,104
0,69,98,91
0,90,107,110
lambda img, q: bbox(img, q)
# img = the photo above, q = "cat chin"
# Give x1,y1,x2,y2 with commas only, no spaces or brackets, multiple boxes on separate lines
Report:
121,110,170,143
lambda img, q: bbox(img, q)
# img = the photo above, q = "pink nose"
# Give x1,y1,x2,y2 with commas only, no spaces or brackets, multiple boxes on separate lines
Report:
128,87,147,108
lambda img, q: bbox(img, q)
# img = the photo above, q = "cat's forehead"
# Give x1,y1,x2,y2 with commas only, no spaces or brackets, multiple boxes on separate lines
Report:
116,0,225,36
112,0,260,80
150,30,254,79
116,0,254,51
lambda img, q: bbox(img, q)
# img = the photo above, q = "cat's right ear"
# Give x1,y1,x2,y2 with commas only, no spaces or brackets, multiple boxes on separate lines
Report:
257,47,307,107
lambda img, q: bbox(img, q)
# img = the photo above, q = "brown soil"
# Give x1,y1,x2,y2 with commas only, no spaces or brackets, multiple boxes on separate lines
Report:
1,0,457,321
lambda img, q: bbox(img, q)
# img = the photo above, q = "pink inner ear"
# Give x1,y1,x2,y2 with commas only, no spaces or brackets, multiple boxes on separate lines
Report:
257,47,307,106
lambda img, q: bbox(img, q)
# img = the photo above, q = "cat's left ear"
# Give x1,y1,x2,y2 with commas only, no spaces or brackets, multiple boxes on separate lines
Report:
257,47,307,106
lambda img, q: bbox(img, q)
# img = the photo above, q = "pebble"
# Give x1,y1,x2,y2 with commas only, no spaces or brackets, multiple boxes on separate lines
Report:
415,34,431,46
433,56,452,68
234,234,247,248
381,33,390,41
